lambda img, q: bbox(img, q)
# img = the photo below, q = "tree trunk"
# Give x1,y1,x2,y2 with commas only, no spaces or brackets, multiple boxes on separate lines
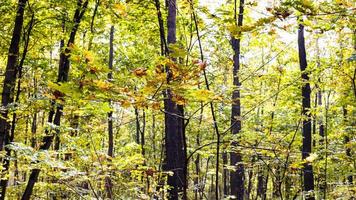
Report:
315,35,326,199
230,0,245,199
135,107,140,144
0,0,27,151
141,110,146,156
0,0,27,198
105,25,115,200
189,2,221,198
21,1,88,199
298,24,315,200
256,154,267,200
343,108,353,185
53,17,66,151
162,0,187,199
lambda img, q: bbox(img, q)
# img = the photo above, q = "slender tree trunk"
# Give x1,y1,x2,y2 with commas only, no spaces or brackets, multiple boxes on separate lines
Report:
141,110,146,156
53,17,66,151
3,12,35,197
195,102,203,200
105,25,115,200
152,114,156,160
230,0,245,199
222,151,228,197
0,0,27,198
189,1,221,199
246,160,254,199
21,1,88,199
298,24,315,200
153,0,169,196
343,108,353,185
256,155,268,200
135,107,140,144
272,167,281,199
154,0,168,56
315,35,326,199
0,0,27,151
194,136,201,200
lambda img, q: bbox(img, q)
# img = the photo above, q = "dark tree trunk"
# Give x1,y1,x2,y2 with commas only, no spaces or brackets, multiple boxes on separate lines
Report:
141,110,146,156
154,0,168,56
163,0,187,199
222,151,228,197
107,26,114,158
2,12,35,198
256,158,268,200
194,135,201,200
135,107,140,144
343,108,353,185
0,0,27,198
0,0,27,150
21,1,88,199
298,24,315,200
230,0,245,199
105,25,115,200
54,18,66,151
246,163,253,199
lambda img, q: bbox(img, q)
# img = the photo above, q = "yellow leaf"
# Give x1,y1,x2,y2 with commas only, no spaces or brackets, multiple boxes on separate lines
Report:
191,89,214,102
94,80,111,91
113,3,127,17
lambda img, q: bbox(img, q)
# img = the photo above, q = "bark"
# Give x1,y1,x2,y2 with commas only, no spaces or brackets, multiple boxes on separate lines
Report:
298,24,315,200
135,107,140,144
154,0,168,56
343,108,353,185
246,164,253,199
5,11,35,194
153,0,169,196
222,151,228,197
107,26,114,158
105,25,115,200
163,1,187,199
194,136,201,200
152,114,156,160
230,0,245,199
141,110,146,156
0,0,27,150
0,0,27,198
256,157,268,200
21,1,88,199
54,17,66,151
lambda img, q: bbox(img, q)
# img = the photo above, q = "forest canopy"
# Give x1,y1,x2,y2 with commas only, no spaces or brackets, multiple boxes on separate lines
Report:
0,0,355,199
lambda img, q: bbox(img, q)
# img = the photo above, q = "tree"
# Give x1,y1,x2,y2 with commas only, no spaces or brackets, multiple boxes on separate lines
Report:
230,0,245,199
163,0,187,199
298,23,315,200
21,1,88,199
0,0,354,199
0,0,27,198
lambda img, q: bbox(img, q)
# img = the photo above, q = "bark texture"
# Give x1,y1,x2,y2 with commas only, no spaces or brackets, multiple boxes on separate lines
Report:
298,24,315,200
163,0,187,199
0,0,27,198
230,0,245,199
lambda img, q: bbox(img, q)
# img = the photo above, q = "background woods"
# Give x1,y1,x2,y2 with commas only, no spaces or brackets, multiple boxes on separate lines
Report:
0,0,355,199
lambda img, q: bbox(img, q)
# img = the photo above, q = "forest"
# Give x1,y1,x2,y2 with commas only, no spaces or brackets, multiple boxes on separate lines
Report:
0,0,355,199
